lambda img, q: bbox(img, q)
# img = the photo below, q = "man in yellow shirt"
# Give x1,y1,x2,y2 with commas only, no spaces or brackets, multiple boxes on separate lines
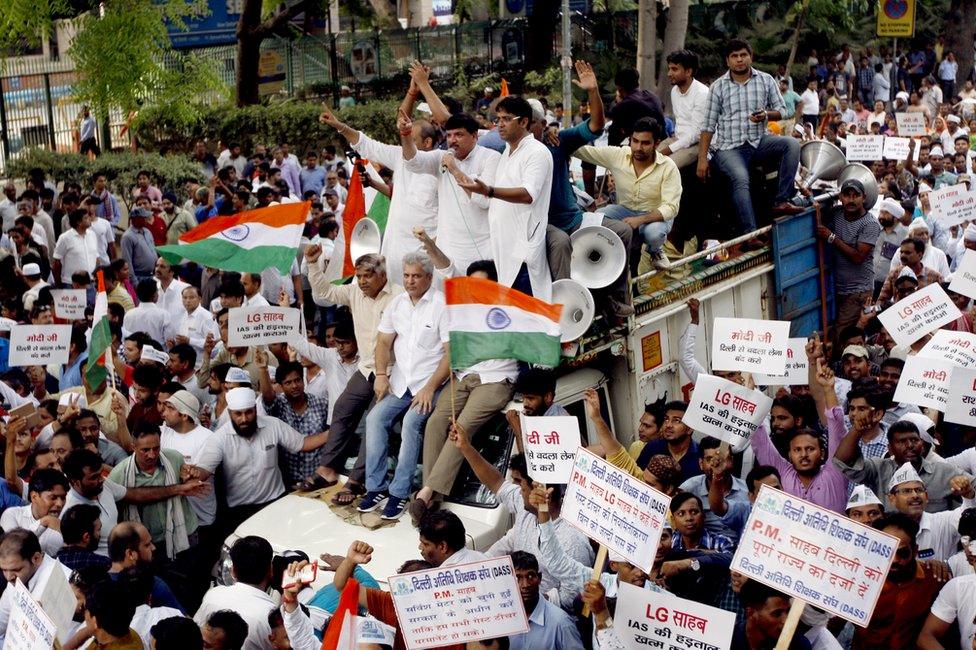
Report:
574,117,682,270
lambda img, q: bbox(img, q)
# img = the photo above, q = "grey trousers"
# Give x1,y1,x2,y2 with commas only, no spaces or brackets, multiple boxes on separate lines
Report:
317,370,373,483
546,216,633,301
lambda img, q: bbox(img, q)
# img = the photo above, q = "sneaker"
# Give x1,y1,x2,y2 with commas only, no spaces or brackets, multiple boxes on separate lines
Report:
381,495,409,520
407,498,429,527
357,491,388,513
649,248,671,270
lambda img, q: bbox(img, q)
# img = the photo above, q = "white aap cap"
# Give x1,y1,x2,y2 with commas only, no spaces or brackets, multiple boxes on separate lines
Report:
225,367,252,385
889,461,923,492
846,484,882,511
225,387,257,411
140,345,169,365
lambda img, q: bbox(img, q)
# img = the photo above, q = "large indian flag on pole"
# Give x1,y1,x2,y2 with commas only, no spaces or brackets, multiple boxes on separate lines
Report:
157,201,309,274
85,271,112,390
445,277,563,368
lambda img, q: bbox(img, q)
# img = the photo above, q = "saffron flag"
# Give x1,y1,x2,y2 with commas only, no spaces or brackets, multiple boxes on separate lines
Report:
85,271,112,390
446,276,563,369
321,577,359,650
322,167,369,283
157,201,309,274
499,78,510,97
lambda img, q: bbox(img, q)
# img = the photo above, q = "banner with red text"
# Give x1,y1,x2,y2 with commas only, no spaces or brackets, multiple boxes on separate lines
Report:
522,415,581,484
613,582,735,650
683,374,773,449
876,283,960,348
893,355,954,410
710,317,790,376
754,338,810,386
228,305,302,347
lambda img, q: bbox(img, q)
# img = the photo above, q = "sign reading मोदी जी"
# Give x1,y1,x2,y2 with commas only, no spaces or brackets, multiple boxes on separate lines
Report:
521,415,581,484
876,283,961,348
561,447,671,572
682,374,773,449
8,325,71,366
228,306,301,347
711,317,790,376
845,135,885,161
919,330,976,368
388,556,528,649
895,112,926,136
732,485,897,626
613,582,736,650
50,289,87,320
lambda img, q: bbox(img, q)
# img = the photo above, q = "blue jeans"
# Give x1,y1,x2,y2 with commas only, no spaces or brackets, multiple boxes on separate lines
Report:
710,134,801,233
364,388,440,498
600,204,672,252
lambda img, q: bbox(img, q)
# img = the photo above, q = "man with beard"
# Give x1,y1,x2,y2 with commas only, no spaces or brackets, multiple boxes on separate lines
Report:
876,358,922,427
57,504,110,570
509,551,583,650
766,393,810,457
751,359,849,512
874,198,907,293
853,514,943,649
845,383,890,460
680,437,750,540
886,462,976,562
635,401,703,482
107,522,183,611
838,345,874,382
0,530,72,643
876,237,943,305
0,469,67,556
159,192,197,246
835,417,974,513
188,387,330,535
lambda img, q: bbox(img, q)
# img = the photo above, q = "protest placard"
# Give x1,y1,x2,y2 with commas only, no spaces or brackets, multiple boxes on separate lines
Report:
521,415,581,484
882,136,912,161
893,355,954,410
711,317,790,375
228,306,301,347
895,113,926,136
732,485,897,626
845,135,885,161
929,185,976,227
754,338,809,386
876,283,961,348
918,330,976,367
8,325,71,367
682,374,773,449
6,580,56,650
50,289,86,320
561,447,671,571
950,250,976,300
388,556,528,648
945,366,976,427
613,582,736,650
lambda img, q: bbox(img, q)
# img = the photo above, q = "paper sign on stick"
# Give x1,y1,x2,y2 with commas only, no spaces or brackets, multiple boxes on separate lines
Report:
228,306,301,347
893,355,954,410
8,325,71,366
5,580,56,650
895,113,926,136
732,485,897,627
950,249,976,300
945,366,976,427
711,317,790,375
683,374,773,449
876,283,961,348
845,135,885,161
882,136,912,161
754,338,809,386
918,330,976,367
50,289,86,320
522,415,581,484
930,185,976,228
561,447,671,572
388,556,528,648
613,582,736,650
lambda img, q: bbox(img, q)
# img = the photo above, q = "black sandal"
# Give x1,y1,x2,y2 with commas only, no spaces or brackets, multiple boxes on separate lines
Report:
293,474,338,492
331,482,366,506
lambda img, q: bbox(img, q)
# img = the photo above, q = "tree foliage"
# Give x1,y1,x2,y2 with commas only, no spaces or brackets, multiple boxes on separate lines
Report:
0,0,67,60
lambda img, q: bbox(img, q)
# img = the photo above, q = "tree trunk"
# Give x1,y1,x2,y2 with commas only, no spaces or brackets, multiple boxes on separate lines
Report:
365,0,397,26
945,0,976,85
656,0,689,111
525,0,559,70
784,0,809,80
236,0,265,107
636,0,655,90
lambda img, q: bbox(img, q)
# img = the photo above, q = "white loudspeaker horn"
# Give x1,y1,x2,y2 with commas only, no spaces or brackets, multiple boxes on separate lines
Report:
569,225,627,289
349,218,381,263
552,278,595,342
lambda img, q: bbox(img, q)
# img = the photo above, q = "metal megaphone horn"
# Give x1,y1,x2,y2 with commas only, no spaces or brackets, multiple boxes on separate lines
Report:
800,140,847,188
349,218,381,263
569,225,627,289
552,278,595,342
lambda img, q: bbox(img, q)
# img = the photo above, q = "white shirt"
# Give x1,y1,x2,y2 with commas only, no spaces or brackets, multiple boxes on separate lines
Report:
441,547,488,566
123,301,170,343
353,132,440,283
195,583,277,650
161,424,217,525
404,145,500,283
245,292,270,308
178,306,219,359
196,415,305,507
0,505,63,556
0,555,72,644
888,243,951,278
53,228,99,281
89,217,114,265
801,88,821,116
132,604,183,649
157,278,191,334
917,503,974,561
290,339,359,425
377,289,446,397
489,133,554,299
60,480,128,557
669,79,710,150
0,199,17,232
23,280,50,311
930,573,976,649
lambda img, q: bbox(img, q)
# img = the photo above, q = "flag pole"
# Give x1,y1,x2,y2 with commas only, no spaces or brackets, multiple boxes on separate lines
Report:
106,344,117,392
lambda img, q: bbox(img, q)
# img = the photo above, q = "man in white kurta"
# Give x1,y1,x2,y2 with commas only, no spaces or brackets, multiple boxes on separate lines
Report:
458,97,554,299
401,112,500,279
318,106,439,283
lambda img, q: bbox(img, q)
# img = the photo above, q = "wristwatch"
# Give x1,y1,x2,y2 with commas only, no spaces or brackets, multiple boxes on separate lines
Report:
828,233,837,244
690,559,701,572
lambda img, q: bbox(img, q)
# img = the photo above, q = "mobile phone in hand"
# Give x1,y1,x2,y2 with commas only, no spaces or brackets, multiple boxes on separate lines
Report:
281,563,317,590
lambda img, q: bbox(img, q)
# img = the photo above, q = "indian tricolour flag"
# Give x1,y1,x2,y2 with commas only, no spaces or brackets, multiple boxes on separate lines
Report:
157,201,309,274
85,271,112,390
446,277,563,368
322,166,368,284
